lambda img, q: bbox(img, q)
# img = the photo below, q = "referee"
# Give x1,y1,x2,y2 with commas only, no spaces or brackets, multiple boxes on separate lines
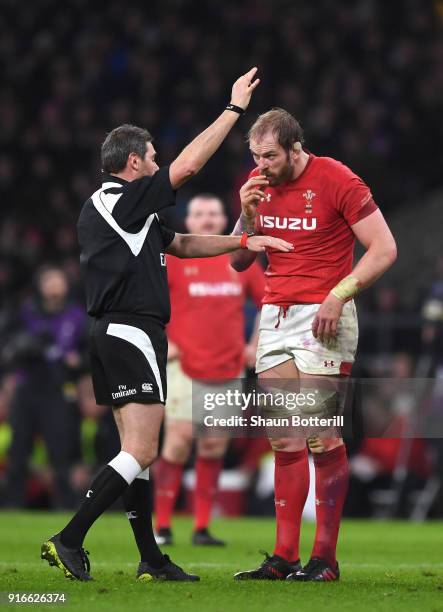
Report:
41,67,293,582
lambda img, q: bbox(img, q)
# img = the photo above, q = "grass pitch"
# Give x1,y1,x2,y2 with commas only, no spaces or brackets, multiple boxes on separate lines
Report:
0,512,442,611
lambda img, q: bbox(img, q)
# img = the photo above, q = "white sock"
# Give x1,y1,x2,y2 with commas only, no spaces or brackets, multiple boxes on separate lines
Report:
108,451,142,485
136,467,150,480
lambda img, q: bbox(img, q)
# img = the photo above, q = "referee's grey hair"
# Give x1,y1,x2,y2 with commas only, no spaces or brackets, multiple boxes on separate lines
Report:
101,124,153,173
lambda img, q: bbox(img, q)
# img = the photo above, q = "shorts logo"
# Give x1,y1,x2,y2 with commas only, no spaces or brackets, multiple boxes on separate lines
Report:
324,360,335,368
142,383,153,393
112,385,137,400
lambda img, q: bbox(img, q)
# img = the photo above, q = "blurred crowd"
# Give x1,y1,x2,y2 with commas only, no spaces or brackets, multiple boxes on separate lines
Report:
1,0,443,515
1,0,443,310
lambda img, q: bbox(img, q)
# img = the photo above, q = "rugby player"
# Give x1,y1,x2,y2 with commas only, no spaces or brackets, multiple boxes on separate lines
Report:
231,108,397,581
154,193,264,546
40,70,294,582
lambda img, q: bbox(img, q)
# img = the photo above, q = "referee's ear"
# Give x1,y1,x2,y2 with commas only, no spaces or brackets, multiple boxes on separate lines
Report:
128,152,140,172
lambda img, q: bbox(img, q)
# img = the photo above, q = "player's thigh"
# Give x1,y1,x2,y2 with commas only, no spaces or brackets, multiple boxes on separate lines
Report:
258,358,306,451
288,301,358,377
162,418,193,464
255,305,294,375
165,359,193,422
259,358,300,384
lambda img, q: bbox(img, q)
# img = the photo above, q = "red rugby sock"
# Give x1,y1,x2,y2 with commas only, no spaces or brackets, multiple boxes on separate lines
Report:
273,448,309,562
311,444,349,567
154,457,183,530
194,457,223,531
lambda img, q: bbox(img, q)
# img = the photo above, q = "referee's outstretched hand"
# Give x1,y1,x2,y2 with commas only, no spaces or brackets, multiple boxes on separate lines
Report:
245,235,294,253
230,67,260,110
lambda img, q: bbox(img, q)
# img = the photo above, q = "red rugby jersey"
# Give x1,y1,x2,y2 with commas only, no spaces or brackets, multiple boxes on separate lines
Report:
167,253,264,380
252,153,378,305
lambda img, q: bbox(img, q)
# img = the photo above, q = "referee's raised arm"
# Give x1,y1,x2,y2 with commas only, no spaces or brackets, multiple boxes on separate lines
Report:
169,67,260,189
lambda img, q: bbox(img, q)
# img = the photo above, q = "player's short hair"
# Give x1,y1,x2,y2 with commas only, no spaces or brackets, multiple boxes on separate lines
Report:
101,124,153,173
247,108,304,151
187,193,227,214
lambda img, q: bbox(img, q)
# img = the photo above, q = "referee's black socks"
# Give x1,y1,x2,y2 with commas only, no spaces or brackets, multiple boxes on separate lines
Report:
123,474,166,568
60,451,142,550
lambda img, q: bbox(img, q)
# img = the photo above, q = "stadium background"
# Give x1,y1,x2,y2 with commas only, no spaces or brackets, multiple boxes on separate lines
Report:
1,0,443,523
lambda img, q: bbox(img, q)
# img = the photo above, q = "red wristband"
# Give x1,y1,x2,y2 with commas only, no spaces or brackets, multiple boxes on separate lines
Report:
240,232,250,249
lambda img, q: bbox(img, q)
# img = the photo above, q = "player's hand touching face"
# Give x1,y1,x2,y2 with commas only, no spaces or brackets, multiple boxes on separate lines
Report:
249,133,295,186
239,175,269,223
312,293,345,343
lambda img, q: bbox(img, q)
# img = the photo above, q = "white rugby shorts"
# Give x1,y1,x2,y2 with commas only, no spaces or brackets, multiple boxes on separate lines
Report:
166,359,243,423
256,301,358,376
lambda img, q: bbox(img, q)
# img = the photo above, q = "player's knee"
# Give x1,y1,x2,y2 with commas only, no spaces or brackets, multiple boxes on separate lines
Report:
307,437,343,454
197,437,227,459
270,438,285,451
163,439,191,464
270,437,305,452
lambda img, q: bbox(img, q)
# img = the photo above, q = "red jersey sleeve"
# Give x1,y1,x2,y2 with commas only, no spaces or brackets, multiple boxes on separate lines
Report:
332,162,378,226
166,255,180,342
243,260,265,307
166,254,178,291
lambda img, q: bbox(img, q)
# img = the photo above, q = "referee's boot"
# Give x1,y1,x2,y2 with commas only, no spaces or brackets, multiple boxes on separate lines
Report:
41,534,92,581
234,551,301,580
137,554,200,582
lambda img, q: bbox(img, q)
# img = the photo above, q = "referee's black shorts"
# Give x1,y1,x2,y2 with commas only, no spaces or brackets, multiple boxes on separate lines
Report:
89,313,168,407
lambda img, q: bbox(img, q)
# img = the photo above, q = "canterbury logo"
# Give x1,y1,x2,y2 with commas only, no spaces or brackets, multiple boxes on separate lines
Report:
259,215,317,230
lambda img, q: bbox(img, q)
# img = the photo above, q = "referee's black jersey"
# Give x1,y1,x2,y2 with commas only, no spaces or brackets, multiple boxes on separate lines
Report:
77,166,176,324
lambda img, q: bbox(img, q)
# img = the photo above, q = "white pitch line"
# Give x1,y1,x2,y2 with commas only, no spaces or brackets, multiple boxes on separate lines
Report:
2,561,443,569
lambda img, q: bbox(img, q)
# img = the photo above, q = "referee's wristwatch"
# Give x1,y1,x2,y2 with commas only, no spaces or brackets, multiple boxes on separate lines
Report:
240,232,254,249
